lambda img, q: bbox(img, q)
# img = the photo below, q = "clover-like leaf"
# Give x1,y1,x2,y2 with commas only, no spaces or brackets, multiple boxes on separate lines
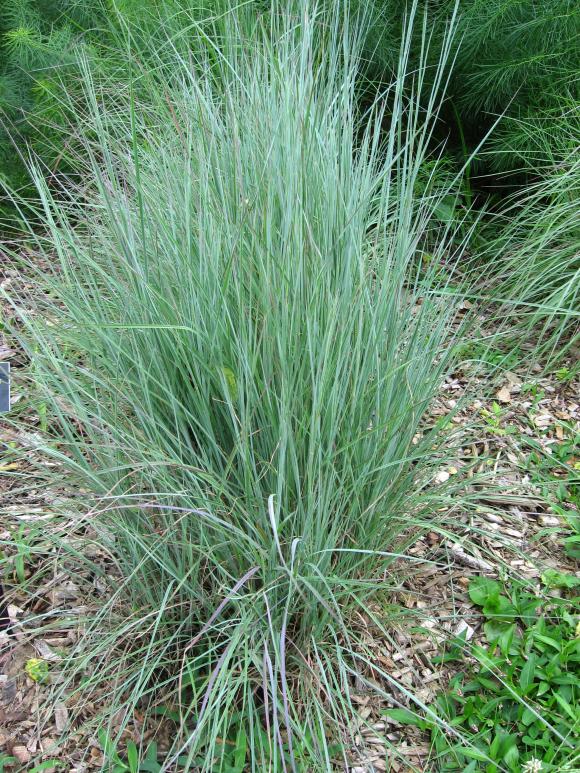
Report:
25,658,49,683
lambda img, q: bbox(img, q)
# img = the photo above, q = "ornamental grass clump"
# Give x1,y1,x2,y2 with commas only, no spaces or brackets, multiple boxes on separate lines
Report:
8,3,474,768
485,138,580,366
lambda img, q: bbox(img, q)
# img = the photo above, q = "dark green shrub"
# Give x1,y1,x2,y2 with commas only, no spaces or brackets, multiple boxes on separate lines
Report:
0,0,238,227
0,1,110,224
355,0,580,177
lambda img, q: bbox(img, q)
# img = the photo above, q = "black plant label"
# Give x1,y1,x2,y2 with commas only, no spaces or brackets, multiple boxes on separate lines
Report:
0,363,9,413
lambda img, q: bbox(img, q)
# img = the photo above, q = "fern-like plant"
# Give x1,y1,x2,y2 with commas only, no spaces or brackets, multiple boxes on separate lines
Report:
0,0,256,227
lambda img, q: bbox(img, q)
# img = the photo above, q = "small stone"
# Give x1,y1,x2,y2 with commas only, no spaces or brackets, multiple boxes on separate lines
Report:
502,527,523,538
34,641,62,661
481,512,503,524
505,371,522,387
55,702,69,732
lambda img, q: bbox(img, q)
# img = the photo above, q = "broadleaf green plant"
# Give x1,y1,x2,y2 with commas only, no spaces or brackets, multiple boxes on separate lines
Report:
428,577,579,772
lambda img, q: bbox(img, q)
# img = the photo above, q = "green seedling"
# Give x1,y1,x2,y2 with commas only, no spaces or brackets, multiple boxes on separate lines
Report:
454,342,523,374
521,382,546,413
554,367,574,383
8,523,39,584
480,402,517,436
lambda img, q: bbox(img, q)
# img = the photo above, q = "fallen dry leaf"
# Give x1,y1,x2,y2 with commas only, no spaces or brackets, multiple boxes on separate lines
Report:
54,702,69,733
496,385,511,404
12,745,30,764
533,413,553,428
504,370,522,387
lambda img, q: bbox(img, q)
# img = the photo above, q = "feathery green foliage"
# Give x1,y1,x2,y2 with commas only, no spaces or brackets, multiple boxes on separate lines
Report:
0,0,97,201
0,0,239,225
450,0,579,175
352,0,580,176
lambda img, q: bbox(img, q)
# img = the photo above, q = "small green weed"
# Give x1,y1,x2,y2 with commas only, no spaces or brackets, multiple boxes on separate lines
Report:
25,657,50,683
480,401,504,435
454,342,523,373
520,382,546,413
99,720,329,772
1,522,42,585
550,504,580,562
392,577,579,771
554,367,576,384
523,432,579,505
99,732,162,773
0,760,62,773
479,402,517,437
